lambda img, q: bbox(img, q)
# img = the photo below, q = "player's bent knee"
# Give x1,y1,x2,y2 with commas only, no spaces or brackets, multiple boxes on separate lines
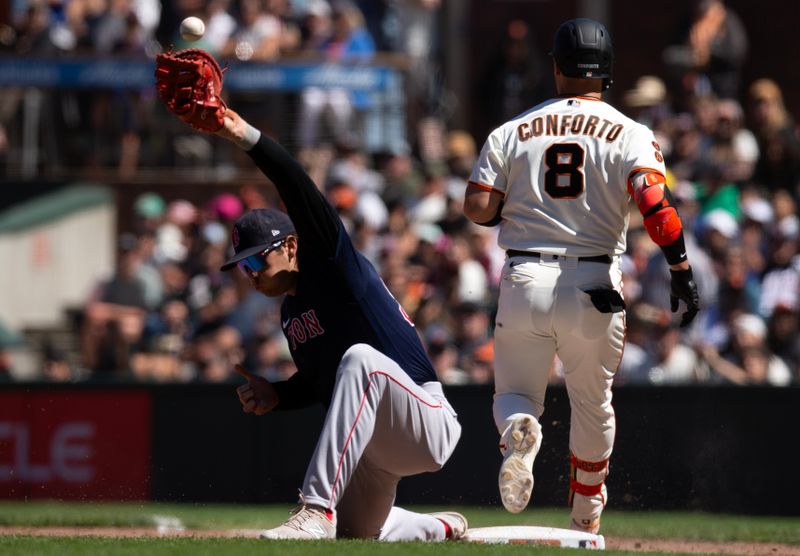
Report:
340,343,376,363
337,343,379,378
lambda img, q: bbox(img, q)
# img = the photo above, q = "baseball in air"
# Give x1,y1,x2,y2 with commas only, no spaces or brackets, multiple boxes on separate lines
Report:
180,17,205,42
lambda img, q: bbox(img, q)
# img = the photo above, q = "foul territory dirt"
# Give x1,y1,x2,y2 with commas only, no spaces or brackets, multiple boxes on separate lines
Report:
0,526,798,555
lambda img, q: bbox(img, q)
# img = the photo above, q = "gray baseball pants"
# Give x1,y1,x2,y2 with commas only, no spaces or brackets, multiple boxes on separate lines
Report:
301,343,462,540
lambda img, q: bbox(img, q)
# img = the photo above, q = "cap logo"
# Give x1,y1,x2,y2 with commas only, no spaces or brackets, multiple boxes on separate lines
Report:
271,229,280,236
232,226,240,248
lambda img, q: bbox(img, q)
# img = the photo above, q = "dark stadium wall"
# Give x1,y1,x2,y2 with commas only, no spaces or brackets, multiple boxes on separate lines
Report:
2,383,797,514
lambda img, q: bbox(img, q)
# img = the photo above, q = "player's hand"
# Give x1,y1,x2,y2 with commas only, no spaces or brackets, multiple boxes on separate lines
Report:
669,266,699,327
234,364,278,415
215,108,247,143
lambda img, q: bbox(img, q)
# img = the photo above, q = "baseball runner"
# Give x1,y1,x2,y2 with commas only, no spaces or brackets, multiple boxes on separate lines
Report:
463,19,700,533
154,50,464,541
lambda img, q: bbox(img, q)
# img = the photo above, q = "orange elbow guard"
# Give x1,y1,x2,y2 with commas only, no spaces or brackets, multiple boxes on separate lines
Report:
630,171,684,246
644,206,683,246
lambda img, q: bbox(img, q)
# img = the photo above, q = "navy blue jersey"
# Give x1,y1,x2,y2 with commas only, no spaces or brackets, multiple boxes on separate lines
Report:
247,136,438,410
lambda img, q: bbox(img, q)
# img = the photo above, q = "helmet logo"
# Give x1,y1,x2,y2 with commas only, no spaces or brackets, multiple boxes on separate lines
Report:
232,226,240,248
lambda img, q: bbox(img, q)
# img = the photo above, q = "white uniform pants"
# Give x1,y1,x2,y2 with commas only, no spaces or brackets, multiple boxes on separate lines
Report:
493,254,625,464
301,344,462,540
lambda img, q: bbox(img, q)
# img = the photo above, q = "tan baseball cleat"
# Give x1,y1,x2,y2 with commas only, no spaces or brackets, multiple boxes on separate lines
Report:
260,497,336,540
498,415,542,513
428,511,468,540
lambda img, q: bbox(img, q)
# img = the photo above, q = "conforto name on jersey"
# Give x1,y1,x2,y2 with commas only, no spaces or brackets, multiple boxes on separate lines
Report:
517,114,624,143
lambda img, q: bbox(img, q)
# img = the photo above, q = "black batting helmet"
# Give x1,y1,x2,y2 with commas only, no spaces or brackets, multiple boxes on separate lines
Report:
551,18,614,90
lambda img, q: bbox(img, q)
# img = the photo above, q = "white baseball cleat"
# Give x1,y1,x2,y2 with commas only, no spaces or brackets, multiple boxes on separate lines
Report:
428,511,468,540
259,498,336,540
498,415,542,513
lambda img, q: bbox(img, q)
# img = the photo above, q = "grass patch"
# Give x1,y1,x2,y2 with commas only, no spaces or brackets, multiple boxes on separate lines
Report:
0,501,798,555
0,536,695,556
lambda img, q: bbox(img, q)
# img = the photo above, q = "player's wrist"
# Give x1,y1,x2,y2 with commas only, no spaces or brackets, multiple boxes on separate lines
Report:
234,122,261,151
669,261,690,271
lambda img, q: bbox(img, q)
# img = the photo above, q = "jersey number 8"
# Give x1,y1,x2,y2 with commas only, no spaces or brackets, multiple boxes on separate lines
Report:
544,143,585,199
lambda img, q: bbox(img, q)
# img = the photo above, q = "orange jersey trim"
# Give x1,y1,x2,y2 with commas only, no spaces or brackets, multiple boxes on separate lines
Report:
468,180,504,196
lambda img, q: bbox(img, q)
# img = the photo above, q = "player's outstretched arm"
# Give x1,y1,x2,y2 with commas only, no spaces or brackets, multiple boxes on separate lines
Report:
154,49,339,256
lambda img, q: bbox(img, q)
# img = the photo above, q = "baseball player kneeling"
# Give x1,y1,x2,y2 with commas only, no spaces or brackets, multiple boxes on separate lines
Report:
463,19,699,533
155,50,464,541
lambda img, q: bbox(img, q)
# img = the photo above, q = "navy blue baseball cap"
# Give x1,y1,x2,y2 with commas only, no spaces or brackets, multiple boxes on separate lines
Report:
220,208,296,271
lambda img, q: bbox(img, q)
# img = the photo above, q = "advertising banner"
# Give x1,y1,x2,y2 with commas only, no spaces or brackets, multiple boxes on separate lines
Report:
0,390,151,499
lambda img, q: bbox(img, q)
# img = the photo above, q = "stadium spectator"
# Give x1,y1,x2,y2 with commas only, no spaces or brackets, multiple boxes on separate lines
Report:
766,305,800,381
296,0,375,148
707,99,759,183
700,313,793,385
663,0,748,102
476,19,549,139
203,0,237,56
427,330,470,386
218,0,278,60
623,75,671,131
380,0,443,125
747,79,800,194
451,301,492,376
80,233,149,376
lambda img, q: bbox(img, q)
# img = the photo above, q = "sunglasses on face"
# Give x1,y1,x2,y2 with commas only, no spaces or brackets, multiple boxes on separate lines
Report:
237,239,286,276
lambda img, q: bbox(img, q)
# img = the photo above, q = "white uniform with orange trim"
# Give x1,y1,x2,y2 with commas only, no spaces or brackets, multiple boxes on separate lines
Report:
472,95,665,256
470,95,666,531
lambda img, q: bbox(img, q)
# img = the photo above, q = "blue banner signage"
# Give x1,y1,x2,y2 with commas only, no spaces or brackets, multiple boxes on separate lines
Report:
0,58,400,92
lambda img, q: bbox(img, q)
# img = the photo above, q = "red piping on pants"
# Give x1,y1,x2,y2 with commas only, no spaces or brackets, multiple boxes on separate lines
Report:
328,370,443,509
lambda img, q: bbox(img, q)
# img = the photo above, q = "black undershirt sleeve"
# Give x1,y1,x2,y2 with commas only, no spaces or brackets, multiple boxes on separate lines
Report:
246,134,341,259
271,371,316,411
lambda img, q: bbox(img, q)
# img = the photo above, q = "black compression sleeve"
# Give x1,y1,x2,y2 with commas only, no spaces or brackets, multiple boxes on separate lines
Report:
246,135,340,258
660,231,688,266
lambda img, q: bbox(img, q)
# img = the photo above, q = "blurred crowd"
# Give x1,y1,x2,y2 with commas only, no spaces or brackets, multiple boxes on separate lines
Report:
2,0,800,386
0,0,442,171
0,0,440,62
34,61,800,387
63,128,504,385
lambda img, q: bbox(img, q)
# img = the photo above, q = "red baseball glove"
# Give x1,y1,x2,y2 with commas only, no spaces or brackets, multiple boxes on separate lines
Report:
155,48,227,132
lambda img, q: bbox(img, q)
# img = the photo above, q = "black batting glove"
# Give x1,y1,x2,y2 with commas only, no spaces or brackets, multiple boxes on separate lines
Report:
669,266,699,327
